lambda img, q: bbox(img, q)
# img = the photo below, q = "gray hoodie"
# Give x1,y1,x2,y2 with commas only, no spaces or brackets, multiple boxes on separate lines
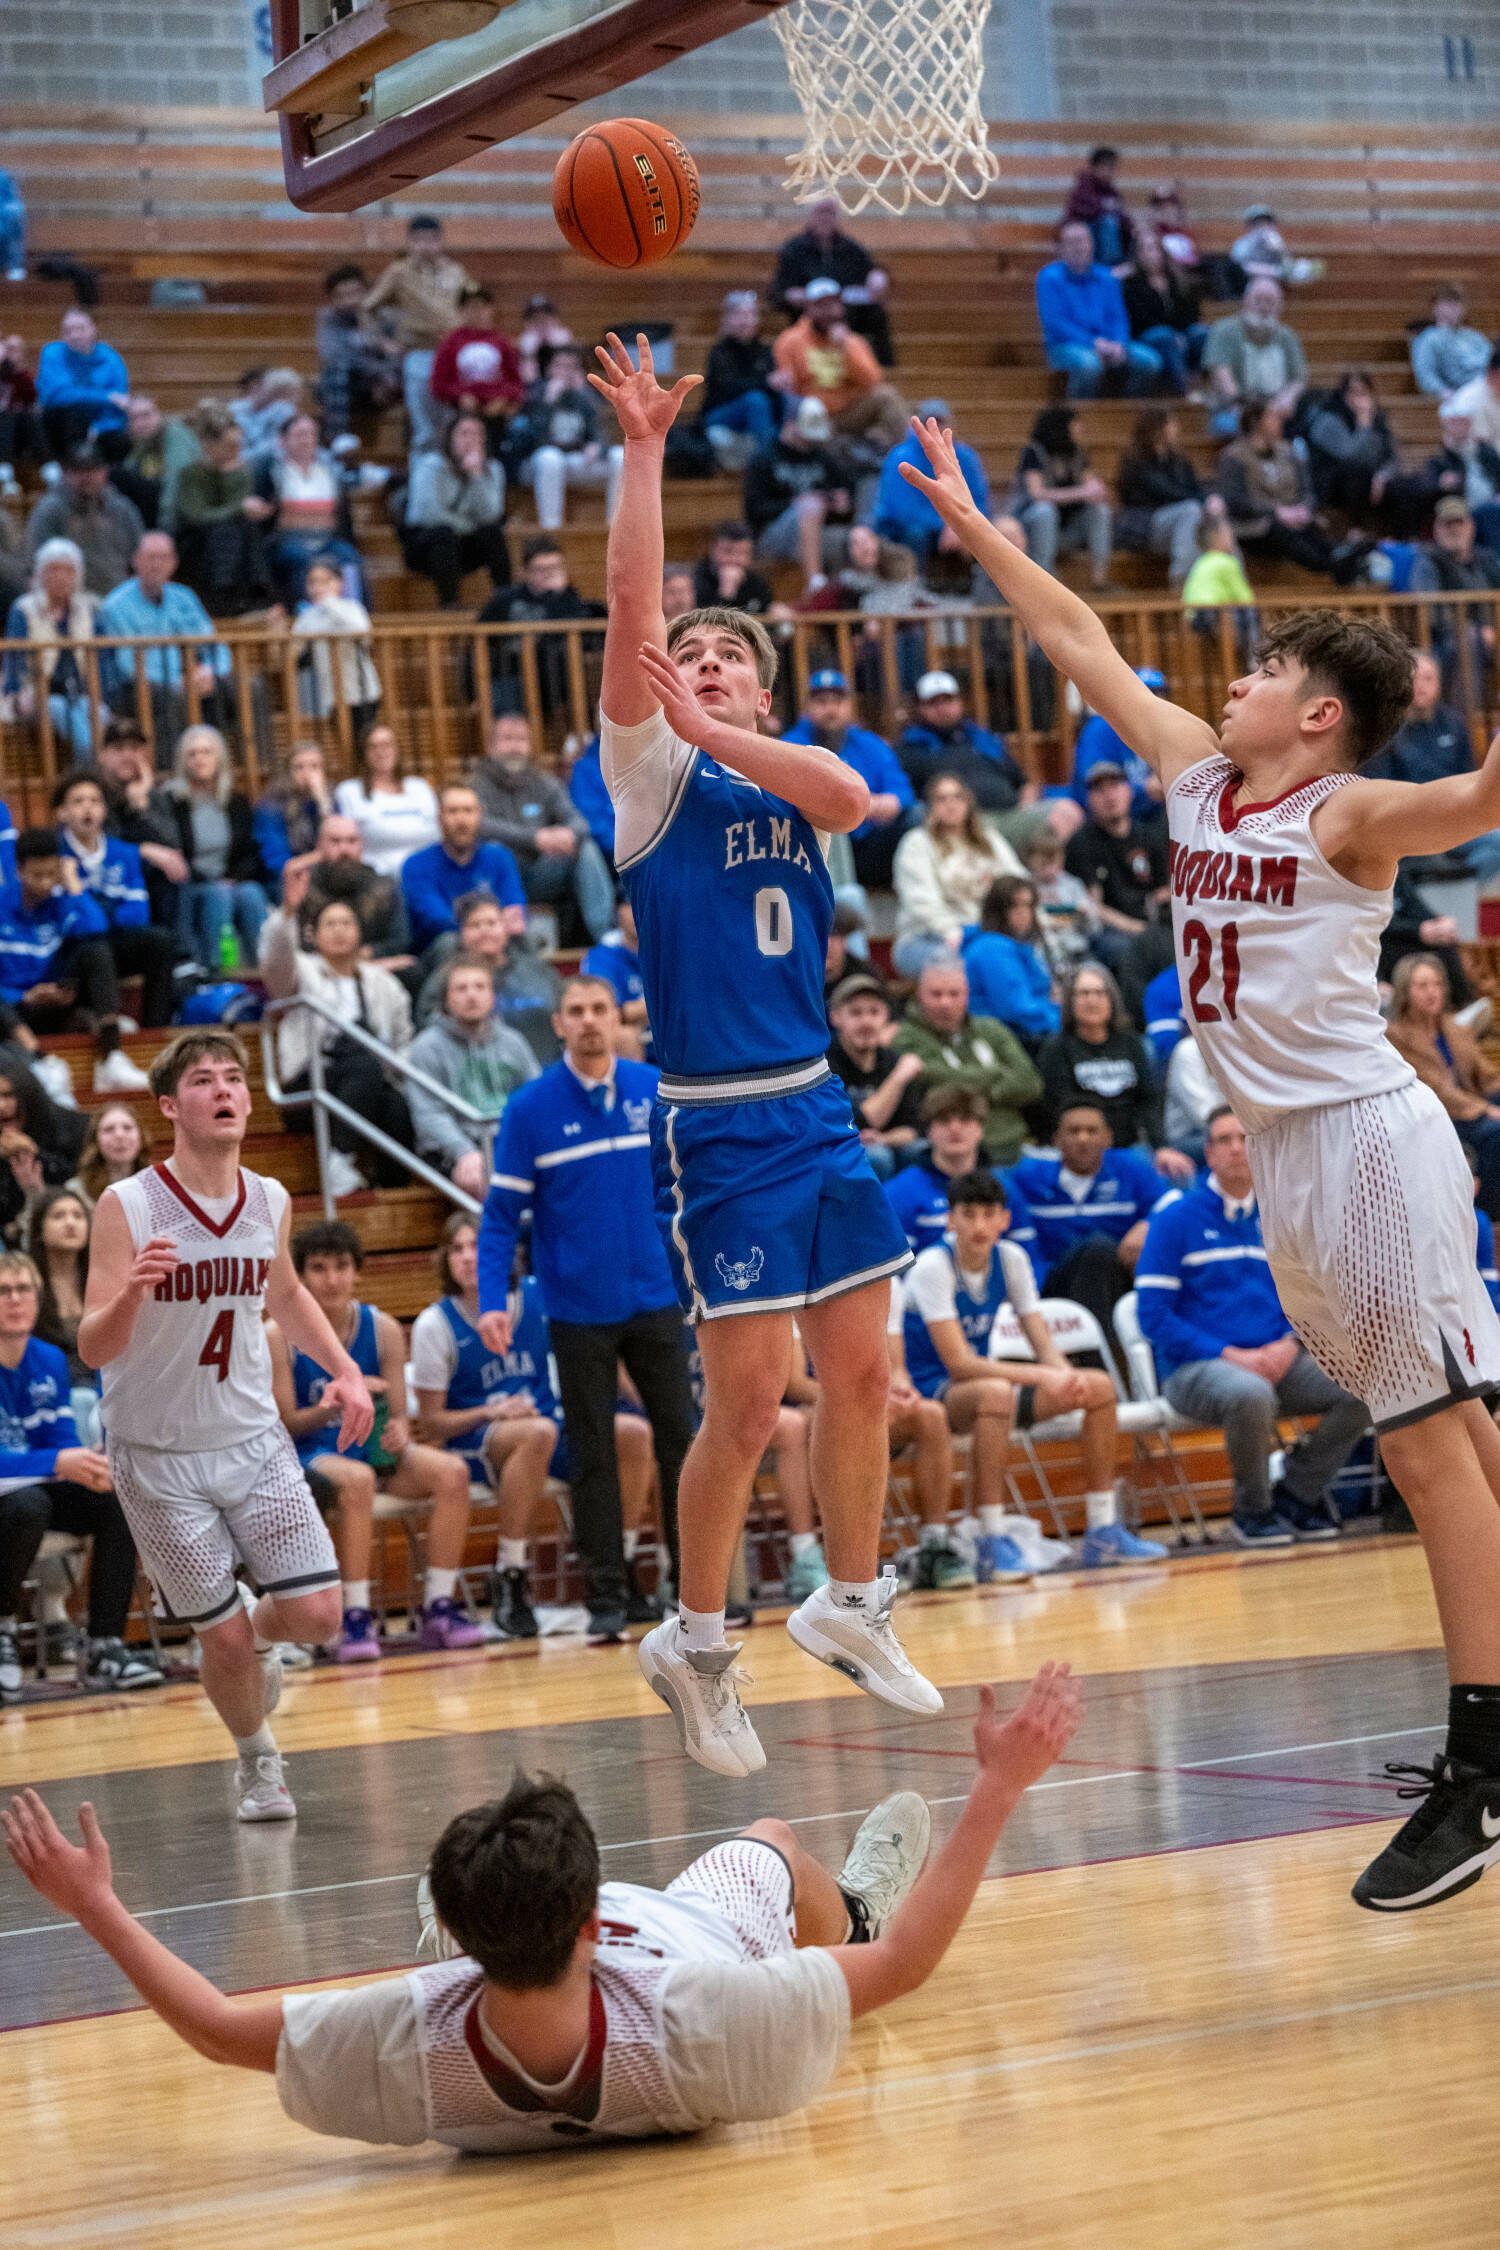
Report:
466,754,588,859
405,1011,539,1166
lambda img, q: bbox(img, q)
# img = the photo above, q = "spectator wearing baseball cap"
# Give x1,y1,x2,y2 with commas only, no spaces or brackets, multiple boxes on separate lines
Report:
769,196,895,365
1410,495,1500,709
897,670,1041,840
772,279,908,456
873,399,990,563
782,668,913,887
1064,760,1171,973
741,394,853,589
1069,666,1169,817
826,971,925,1181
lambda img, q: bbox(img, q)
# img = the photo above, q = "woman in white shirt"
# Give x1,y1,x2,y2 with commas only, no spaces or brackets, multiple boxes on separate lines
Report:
333,719,440,875
892,773,1022,978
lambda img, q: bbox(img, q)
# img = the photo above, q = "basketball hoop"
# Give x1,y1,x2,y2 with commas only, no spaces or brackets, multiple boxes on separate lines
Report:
772,0,998,216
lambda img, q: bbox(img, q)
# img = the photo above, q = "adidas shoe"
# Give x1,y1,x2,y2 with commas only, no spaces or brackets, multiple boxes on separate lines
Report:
490,1567,539,1640
81,1638,165,1691
975,1532,1031,1583
838,1791,932,1938
1079,1521,1169,1567
335,1607,381,1662
234,1749,296,1822
1352,1756,1500,1911
638,1620,766,1777
787,1572,943,1716
786,1542,831,1600
914,1539,977,1592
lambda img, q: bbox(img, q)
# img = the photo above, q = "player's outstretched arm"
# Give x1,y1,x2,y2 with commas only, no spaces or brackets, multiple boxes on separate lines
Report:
900,419,1218,788
636,642,869,833
1317,725,1500,883
832,1663,1081,2020
76,1189,178,1370
263,1209,374,1452
591,330,702,729
3,1790,284,2072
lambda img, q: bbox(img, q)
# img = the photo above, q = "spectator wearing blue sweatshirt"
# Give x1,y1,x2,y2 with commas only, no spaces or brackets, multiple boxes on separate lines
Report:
401,782,525,958
782,670,914,886
1035,222,1162,400
35,309,130,459
1141,960,1184,1067
960,874,1061,1052
1008,1102,1176,1354
568,734,615,864
0,826,148,1095
1135,1107,1368,1545
0,1248,164,1699
874,400,990,562
476,975,695,1635
884,1082,1041,1276
52,769,176,1032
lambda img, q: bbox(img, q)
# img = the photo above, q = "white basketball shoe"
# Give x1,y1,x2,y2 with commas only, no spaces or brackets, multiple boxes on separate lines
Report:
638,1620,767,1777
838,1791,932,1937
787,1570,944,1715
235,1749,296,1822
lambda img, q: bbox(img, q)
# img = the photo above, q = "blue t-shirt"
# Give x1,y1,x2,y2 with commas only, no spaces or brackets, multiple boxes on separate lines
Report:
292,1301,382,1466
583,929,643,1009
401,840,525,954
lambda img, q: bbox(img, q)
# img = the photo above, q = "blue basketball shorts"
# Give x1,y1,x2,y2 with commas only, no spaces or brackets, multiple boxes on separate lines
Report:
651,1070,912,1321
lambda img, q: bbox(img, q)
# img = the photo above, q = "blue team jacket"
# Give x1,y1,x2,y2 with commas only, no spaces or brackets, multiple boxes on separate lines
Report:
1134,1179,1287,1380
0,881,108,1003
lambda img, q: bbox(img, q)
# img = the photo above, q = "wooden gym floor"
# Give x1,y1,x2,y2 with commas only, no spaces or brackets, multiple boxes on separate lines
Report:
3,1535,1495,2250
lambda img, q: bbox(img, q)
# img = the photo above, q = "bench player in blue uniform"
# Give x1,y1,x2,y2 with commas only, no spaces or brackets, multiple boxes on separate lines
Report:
586,332,938,1776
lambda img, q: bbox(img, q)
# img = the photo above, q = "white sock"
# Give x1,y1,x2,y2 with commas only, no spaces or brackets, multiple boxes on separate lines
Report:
678,1602,727,1652
828,1577,879,1613
979,1505,1009,1536
234,1722,276,1759
789,1531,819,1558
342,1579,371,1610
425,1567,458,1605
920,1522,947,1547
622,1527,642,1560
497,1539,528,1572
1084,1489,1118,1530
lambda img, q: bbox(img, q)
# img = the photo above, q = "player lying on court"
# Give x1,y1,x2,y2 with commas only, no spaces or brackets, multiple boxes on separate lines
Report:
899,415,1500,1913
481,329,934,1781
3,1663,1079,2151
78,1030,374,1826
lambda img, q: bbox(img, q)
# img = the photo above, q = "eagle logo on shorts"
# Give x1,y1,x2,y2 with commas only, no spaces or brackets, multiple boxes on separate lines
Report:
715,1247,765,1293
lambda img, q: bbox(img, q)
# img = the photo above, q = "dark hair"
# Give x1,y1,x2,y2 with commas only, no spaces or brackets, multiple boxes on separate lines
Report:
1061,962,1126,1036
666,603,779,690
1204,1104,1239,1134
1029,405,1079,458
522,534,564,566
101,715,148,749
76,1102,150,1203
711,519,753,545
445,413,487,465
1089,145,1118,165
1489,341,1500,373
1056,1098,1110,1126
455,888,508,931
324,263,366,291
440,950,496,1006
357,719,404,788
1239,394,1278,438
558,972,618,1008
292,1219,365,1275
15,827,61,866
148,1028,248,1100
1254,609,1415,765
407,214,441,235
29,1187,91,1357
50,767,106,811
434,1208,479,1296
945,1168,1008,1210
459,282,494,306
426,1774,600,1989
920,1082,988,1126
979,874,1038,934
1126,405,1176,462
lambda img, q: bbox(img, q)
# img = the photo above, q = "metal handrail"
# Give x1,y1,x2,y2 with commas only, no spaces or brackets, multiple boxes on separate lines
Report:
259,989,494,1220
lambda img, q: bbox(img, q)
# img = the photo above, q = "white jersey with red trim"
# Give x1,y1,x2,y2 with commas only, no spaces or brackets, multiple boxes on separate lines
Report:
101,1161,289,1452
1165,755,1414,1134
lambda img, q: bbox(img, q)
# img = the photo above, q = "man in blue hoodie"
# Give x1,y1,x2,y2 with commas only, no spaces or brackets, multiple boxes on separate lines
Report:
1035,223,1162,400
874,399,990,563
1135,1106,1368,1546
52,769,176,1034
35,308,130,460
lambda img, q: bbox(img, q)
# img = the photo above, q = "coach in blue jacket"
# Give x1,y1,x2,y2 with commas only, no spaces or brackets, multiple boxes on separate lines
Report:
476,972,695,1636
53,768,176,1029
1135,1105,1368,1546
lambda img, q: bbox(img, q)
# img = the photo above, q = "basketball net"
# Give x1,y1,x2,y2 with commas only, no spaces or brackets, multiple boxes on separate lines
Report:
772,0,998,215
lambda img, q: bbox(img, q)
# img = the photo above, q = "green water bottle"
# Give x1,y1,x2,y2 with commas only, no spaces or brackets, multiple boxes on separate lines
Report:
218,921,238,975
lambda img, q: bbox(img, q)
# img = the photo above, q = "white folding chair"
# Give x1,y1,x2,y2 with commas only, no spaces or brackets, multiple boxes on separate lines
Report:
1111,1292,1215,1543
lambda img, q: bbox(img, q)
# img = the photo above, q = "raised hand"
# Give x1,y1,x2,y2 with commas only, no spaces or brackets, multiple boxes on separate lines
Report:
3,1790,116,1920
973,1662,1081,1793
588,331,702,445
897,416,983,533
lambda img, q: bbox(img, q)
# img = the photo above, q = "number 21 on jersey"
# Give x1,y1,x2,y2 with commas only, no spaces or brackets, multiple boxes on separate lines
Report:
1182,918,1240,1022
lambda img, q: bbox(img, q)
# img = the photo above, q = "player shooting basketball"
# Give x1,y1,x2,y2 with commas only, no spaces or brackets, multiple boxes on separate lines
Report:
902,413,1500,1912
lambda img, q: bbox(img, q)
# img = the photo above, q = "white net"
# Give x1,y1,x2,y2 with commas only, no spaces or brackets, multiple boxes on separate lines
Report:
772,0,998,216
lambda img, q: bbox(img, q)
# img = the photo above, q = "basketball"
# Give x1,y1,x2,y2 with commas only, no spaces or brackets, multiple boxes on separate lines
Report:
552,118,700,268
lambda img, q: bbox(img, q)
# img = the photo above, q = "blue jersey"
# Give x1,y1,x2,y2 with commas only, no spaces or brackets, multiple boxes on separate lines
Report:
292,1301,381,1466
429,1284,559,1465
903,1242,1024,1400
583,929,644,1009
613,717,834,1081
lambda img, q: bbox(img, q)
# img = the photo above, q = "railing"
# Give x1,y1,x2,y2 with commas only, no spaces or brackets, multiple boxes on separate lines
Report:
259,990,493,1219
5,590,1499,806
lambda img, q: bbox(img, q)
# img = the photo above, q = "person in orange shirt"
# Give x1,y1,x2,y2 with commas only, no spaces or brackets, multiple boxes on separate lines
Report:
773,282,907,453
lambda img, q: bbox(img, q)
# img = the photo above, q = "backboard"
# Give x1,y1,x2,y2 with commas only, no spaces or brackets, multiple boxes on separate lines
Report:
266,0,795,213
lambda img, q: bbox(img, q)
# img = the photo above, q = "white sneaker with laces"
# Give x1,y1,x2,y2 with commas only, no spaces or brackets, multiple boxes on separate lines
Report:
638,1620,766,1777
235,1749,296,1821
787,1570,944,1715
838,1791,932,1937
92,1047,151,1094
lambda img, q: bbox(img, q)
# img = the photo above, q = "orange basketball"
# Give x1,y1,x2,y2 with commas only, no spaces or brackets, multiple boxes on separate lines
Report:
552,119,700,269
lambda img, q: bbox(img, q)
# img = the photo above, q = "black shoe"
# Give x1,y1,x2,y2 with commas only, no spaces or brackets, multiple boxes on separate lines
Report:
624,1587,662,1626
489,1568,538,1641
1229,1512,1295,1548
1353,1755,1500,1911
726,1600,755,1629
82,1638,166,1691
587,1605,629,1642
1274,1488,1340,1542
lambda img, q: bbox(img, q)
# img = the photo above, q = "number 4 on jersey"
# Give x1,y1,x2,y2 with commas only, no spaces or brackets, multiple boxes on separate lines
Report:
1182,918,1241,1023
199,1308,234,1383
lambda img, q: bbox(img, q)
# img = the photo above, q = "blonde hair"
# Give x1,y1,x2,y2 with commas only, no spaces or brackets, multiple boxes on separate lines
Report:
1389,951,1451,1024
172,724,232,804
0,1251,41,1294
923,772,993,859
76,1104,150,1204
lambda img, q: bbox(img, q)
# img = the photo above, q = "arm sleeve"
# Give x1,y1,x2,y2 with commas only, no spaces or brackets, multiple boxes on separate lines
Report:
1099,275,1131,345
892,830,960,942
982,1021,1044,1111
409,1304,460,1392
905,1246,959,1327
257,910,302,1001
999,1238,1040,1318
662,1952,850,2127
600,707,697,868
64,892,108,941
276,1981,428,2147
400,856,445,949
478,1100,532,1310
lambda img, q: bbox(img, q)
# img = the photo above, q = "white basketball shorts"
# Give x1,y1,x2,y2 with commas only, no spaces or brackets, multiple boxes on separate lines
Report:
663,1838,798,1962
1248,1079,1500,1432
108,1422,339,1628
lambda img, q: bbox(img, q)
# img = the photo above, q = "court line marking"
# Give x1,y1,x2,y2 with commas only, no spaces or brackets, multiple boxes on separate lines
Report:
0,1722,1441,1948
